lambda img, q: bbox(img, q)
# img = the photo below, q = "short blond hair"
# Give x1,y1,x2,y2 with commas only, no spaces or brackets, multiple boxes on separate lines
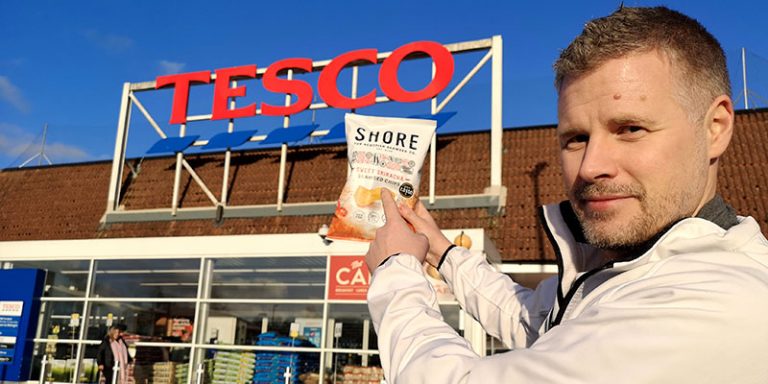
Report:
554,6,731,122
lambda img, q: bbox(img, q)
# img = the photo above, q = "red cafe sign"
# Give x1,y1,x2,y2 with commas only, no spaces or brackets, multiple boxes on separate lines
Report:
155,41,455,124
328,255,370,300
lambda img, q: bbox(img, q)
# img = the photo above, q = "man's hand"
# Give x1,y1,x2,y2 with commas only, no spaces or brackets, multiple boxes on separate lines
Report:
397,200,453,267
365,190,429,273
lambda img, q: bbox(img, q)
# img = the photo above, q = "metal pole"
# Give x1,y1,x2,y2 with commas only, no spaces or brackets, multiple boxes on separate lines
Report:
111,360,119,384
490,35,503,187
318,254,333,384
277,144,288,211
191,258,212,384
38,123,48,166
221,81,237,207
73,259,96,384
435,51,492,114
430,63,437,205
39,354,48,384
19,123,54,168
277,70,294,211
362,319,370,367
106,83,132,212
347,66,359,179
172,123,187,215
195,363,205,384
333,334,339,384
352,66,358,113
742,47,749,109
285,336,295,384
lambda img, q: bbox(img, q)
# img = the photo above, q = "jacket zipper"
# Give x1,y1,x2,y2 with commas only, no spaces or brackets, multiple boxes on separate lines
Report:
538,205,613,329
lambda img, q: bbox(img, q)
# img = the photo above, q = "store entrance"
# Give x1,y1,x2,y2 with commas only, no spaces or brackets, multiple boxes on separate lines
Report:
3,231,494,384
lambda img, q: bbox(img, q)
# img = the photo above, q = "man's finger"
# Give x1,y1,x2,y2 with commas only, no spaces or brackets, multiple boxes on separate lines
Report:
413,200,430,217
398,199,424,226
380,189,405,225
408,200,430,224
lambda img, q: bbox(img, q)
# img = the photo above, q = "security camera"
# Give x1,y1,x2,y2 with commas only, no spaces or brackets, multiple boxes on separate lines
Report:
317,224,332,245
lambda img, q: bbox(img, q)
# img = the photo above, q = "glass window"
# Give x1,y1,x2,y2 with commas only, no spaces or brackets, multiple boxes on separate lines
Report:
5,260,90,297
34,342,195,384
37,301,86,340
487,334,511,356
104,342,191,384
33,341,84,383
326,304,377,350
199,348,320,384
88,302,197,343
440,303,462,333
92,258,201,298
205,303,324,347
324,352,383,384
211,257,326,299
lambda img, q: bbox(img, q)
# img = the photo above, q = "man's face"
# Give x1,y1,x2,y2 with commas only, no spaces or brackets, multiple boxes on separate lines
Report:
557,51,711,251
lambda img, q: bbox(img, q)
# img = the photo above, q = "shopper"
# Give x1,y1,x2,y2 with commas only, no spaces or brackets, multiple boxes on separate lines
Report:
97,324,133,384
365,6,768,383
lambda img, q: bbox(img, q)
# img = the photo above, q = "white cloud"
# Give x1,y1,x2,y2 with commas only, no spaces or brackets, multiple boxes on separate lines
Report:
82,29,135,53
0,76,30,113
0,123,38,159
44,142,89,161
0,123,90,165
158,60,187,75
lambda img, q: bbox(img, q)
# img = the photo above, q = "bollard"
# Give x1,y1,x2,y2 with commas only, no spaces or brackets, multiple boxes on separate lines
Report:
38,355,48,384
111,360,119,384
195,362,205,384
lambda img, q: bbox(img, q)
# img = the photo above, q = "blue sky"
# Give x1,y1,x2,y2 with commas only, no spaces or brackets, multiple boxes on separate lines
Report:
1,0,767,167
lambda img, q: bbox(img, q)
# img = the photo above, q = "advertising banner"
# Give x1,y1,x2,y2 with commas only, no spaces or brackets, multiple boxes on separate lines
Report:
327,255,455,302
0,269,45,382
0,301,24,363
328,255,370,300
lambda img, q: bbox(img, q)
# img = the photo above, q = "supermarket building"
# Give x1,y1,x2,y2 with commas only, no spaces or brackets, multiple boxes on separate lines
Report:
1,36,768,384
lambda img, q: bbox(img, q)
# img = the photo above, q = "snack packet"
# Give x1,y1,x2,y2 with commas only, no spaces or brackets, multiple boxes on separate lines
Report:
327,113,437,241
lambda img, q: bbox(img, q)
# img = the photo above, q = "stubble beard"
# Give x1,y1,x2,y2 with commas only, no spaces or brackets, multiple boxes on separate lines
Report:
571,181,690,254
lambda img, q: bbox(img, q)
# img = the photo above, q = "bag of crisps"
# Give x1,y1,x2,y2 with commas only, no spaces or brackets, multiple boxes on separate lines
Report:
327,113,437,241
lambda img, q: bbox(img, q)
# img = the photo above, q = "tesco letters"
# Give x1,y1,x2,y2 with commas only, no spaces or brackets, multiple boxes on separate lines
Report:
155,41,455,124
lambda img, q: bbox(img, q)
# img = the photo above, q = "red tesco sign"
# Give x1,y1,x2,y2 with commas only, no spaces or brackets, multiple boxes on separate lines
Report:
155,41,455,124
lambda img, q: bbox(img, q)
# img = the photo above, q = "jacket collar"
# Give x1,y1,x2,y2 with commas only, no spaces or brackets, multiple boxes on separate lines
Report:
539,195,743,292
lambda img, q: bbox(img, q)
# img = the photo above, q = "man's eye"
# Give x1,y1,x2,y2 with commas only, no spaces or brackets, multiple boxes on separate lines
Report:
562,134,588,149
618,125,646,135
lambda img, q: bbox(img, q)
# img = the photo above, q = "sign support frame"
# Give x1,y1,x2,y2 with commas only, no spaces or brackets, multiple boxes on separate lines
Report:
102,37,506,225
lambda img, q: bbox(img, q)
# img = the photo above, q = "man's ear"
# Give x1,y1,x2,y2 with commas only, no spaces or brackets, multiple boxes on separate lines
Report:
704,95,735,159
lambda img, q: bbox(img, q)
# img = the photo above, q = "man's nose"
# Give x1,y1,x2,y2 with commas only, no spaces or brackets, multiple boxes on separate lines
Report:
578,136,618,182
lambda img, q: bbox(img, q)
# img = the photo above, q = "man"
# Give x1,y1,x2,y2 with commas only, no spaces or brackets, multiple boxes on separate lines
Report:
97,324,133,384
366,6,768,383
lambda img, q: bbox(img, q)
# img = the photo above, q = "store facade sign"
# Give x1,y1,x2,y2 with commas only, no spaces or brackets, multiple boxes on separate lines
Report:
328,255,371,300
155,41,455,124
104,36,504,224
0,301,23,362
0,269,45,382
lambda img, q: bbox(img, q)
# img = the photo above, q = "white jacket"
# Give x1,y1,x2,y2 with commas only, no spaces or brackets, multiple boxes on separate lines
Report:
367,203,768,383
